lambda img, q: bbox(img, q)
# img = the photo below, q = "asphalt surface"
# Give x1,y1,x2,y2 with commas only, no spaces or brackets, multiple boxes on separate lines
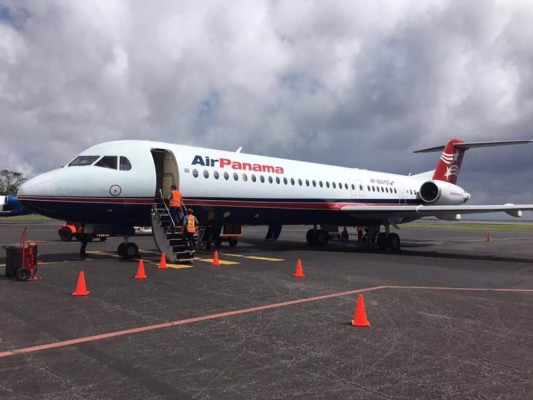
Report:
0,221,532,399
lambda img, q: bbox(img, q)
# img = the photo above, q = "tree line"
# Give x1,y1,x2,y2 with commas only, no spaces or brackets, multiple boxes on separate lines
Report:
0,170,27,195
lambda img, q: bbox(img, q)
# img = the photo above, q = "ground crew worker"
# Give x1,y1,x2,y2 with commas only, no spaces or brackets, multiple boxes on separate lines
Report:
357,226,364,243
167,184,183,231
79,224,89,259
181,208,199,250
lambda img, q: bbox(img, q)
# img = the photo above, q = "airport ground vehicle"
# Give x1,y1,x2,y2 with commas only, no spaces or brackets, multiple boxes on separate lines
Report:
58,222,108,242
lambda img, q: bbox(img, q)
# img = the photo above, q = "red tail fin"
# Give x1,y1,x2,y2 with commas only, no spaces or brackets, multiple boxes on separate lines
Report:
432,138,465,183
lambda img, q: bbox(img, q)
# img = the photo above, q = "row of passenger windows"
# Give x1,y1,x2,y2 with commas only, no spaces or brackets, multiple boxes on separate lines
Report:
191,168,419,195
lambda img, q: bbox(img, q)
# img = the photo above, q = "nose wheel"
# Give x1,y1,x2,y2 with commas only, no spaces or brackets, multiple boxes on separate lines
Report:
117,241,139,258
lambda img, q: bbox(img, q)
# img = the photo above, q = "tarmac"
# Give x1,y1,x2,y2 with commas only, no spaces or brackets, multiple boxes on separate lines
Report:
0,220,532,399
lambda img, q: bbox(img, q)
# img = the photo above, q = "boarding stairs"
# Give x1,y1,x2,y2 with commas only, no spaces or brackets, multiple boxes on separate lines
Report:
151,194,195,263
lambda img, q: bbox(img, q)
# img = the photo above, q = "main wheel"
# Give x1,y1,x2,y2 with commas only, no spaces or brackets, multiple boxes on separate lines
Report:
376,233,387,250
123,243,139,259
388,233,401,251
117,243,125,257
316,230,328,246
59,227,73,241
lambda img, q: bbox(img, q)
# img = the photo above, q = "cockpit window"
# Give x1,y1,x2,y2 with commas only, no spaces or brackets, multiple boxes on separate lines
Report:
68,156,99,167
95,156,118,169
120,156,132,171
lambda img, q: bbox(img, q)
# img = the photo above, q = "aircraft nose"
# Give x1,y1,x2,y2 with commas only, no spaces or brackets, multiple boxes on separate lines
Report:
18,171,61,197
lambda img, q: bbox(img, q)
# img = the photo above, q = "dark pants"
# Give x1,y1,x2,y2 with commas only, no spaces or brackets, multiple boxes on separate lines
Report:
169,207,183,228
183,231,196,249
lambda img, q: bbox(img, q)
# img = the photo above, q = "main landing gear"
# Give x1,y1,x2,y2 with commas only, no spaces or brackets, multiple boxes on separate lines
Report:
306,224,401,251
117,237,139,259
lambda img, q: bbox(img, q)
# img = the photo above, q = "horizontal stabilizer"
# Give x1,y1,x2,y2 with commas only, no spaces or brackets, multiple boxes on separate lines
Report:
414,140,533,153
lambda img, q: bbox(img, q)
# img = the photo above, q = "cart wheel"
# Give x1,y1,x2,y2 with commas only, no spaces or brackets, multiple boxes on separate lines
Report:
99,237,107,242
15,267,31,281
59,227,73,241
229,238,238,248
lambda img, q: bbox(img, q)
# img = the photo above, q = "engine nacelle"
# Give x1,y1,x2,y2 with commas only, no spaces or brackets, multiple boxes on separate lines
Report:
419,180,470,205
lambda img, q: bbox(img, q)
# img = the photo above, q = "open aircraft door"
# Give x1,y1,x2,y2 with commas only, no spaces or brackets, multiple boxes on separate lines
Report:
151,149,179,197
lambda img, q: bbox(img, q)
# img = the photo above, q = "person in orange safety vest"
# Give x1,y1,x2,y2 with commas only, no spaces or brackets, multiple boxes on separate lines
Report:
181,208,199,249
167,184,184,231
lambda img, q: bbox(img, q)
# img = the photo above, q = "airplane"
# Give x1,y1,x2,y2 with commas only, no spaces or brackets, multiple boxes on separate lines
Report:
0,194,32,217
17,137,533,260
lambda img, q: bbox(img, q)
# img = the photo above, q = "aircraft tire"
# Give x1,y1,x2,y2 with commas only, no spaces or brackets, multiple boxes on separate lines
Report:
316,230,328,246
306,229,315,244
124,243,139,259
376,233,387,250
388,233,401,251
229,238,238,248
117,243,125,257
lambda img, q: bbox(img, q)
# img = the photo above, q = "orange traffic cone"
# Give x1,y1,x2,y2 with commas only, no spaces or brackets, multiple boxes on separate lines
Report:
135,259,147,279
158,252,168,269
72,271,90,296
211,251,221,266
351,294,371,327
292,259,305,278
486,233,492,242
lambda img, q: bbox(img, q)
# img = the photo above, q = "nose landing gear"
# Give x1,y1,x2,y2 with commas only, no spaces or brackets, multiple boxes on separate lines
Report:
117,238,139,259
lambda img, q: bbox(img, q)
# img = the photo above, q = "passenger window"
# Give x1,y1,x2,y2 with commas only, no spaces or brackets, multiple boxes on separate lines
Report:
276,177,280,184
243,173,248,182
192,169,199,178
358,185,362,191
68,155,99,167
326,182,330,188
95,156,118,169
319,181,323,188
332,182,336,189
290,178,295,185
305,179,309,187
268,176,273,184
298,179,302,186
251,174,256,182
224,172,229,180
214,171,220,179
283,177,288,185
204,170,209,179
260,175,265,183
119,157,132,171
312,180,316,187
233,173,239,181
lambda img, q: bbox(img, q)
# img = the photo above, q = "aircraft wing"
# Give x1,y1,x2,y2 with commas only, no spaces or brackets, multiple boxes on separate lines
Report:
340,204,533,219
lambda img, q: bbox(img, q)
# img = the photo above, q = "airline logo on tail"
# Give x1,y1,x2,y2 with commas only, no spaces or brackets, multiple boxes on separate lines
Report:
432,138,465,184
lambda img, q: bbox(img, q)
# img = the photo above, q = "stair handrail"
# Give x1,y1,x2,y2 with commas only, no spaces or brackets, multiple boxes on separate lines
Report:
158,188,177,228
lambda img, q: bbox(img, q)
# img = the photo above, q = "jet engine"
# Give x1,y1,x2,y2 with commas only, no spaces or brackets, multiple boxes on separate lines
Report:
419,180,470,205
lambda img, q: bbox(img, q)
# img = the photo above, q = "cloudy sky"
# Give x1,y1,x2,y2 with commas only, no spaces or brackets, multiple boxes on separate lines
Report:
1,0,532,211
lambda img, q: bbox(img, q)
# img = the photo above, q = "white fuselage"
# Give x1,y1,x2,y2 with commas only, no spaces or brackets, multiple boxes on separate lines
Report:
18,140,432,229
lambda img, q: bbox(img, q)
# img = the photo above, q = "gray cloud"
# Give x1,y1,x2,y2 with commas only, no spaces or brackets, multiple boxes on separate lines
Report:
0,0,532,215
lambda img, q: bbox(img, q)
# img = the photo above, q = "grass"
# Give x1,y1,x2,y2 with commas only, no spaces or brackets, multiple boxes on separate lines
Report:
0,214,53,222
404,221,533,232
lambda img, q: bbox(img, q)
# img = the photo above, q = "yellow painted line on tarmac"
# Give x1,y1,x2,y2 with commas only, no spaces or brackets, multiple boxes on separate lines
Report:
223,253,284,262
87,250,120,258
195,257,239,265
164,263,194,270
